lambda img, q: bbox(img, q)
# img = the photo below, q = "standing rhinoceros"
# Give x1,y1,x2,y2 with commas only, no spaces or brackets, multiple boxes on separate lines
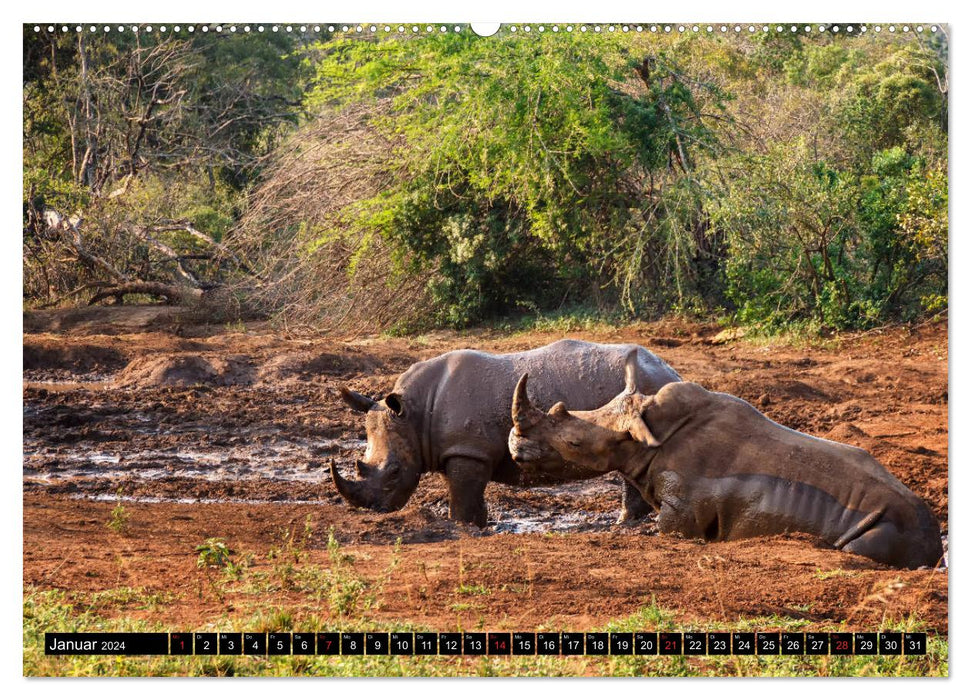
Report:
509,354,943,569
333,339,681,526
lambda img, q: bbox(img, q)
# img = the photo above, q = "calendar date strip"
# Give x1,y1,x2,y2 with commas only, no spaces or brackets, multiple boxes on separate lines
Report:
45,631,928,656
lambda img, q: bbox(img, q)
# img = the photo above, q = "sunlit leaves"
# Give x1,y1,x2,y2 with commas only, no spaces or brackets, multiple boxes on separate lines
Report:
301,32,724,325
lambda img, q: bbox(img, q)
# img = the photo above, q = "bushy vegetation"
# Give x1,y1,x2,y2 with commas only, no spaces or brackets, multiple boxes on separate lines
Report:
23,25,948,334
22,26,310,307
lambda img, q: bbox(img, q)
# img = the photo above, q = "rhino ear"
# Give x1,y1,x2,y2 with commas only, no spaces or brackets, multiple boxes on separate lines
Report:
385,393,405,417
627,400,662,447
623,349,640,394
340,386,376,413
628,414,662,448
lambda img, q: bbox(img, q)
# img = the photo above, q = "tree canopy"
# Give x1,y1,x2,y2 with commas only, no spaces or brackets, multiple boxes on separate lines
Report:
23,25,948,334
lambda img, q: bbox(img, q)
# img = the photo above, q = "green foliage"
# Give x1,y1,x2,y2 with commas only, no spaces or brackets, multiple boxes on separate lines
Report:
712,134,946,332
836,48,943,161
322,528,402,618
237,522,403,619
506,304,628,335
454,583,491,596
23,27,309,306
899,161,948,264
196,538,234,569
302,32,725,326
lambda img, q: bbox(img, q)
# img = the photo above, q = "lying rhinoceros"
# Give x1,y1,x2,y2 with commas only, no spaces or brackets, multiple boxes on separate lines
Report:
333,339,681,526
509,354,943,568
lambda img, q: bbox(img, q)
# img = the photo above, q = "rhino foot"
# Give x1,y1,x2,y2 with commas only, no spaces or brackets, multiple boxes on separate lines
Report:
617,509,650,524
450,504,488,528
446,457,490,528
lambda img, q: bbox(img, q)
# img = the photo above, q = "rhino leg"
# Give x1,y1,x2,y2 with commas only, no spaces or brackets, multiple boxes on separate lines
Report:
653,472,701,537
618,478,653,523
657,501,691,535
445,457,490,527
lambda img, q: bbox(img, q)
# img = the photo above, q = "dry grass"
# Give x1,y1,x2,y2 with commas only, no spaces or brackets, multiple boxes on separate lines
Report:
229,102,434,334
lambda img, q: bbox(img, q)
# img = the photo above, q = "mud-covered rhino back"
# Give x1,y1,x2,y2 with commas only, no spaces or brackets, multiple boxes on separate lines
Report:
669,388,941,544
631,383,943,568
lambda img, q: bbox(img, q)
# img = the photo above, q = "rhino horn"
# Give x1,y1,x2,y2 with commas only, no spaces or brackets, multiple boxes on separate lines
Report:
331,460,374,508
339,386,376,413
512,373,542,432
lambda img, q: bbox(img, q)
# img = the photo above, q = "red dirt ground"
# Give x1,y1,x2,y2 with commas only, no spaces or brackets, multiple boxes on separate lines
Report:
22,307,949,635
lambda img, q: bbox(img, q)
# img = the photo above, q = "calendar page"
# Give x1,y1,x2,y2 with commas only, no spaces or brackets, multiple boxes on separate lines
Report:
22,17,948,679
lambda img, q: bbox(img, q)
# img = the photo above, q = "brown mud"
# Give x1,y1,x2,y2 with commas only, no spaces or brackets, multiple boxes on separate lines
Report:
23,307,949,634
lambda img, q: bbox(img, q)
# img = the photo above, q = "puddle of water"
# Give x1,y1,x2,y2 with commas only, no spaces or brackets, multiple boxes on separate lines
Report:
23,428,632,533
22,437,366,486
71,492,328,506
87,454,121,464
64,488,621,528
527,478,617,498
320,438,366,450
25,464,329,484
24,379,111,392
491,507,618,534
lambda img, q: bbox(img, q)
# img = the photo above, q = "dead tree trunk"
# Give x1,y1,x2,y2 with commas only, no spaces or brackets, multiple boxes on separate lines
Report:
87,281,204,306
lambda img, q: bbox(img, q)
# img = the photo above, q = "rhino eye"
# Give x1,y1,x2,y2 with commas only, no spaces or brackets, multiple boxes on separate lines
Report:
567,440,582,448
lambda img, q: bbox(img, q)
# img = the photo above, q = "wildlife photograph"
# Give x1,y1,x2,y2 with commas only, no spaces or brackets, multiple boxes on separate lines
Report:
22,21,948,677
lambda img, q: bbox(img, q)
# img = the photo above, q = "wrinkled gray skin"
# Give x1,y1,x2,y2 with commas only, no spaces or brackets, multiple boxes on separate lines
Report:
509,354,943,569
334,339,681,526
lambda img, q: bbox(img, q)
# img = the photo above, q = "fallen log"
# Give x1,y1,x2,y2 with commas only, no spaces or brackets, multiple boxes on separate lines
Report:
87,282,204,306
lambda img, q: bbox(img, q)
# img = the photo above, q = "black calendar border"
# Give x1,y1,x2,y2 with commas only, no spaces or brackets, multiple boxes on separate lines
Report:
43,631,929,657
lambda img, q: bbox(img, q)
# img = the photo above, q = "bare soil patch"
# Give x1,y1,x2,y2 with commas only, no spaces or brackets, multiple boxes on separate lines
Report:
113,354,256,388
